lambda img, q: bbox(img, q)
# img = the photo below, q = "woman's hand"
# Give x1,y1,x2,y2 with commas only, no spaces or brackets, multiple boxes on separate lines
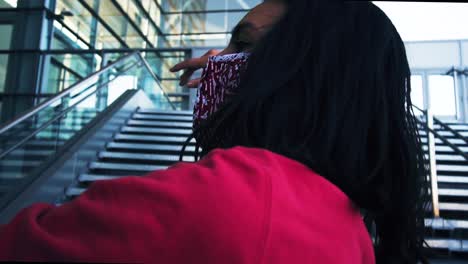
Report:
170,49,221,88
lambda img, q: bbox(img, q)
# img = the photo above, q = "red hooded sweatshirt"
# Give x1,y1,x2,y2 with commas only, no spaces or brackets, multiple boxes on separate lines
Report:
0,146,375,263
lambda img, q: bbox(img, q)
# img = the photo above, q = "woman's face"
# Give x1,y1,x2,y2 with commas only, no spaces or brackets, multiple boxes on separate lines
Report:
227,1,286,53
192,1,286,128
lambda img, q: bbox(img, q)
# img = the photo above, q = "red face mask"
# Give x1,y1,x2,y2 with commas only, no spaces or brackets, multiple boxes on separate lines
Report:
193,52,250,129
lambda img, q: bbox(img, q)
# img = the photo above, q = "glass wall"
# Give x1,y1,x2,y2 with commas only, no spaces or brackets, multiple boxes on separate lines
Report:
0,0,260,112
0,0,17,8
50,0,259,50
428,75,457,117
410,71,460,121
411,75,424,111
0,24,13,93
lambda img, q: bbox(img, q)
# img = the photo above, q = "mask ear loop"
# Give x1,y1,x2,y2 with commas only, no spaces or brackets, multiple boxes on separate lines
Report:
179,134,195,162
194,144,200,162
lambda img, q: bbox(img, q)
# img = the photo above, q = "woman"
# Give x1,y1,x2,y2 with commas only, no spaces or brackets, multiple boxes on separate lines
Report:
0,1,429,263
178,0,430,263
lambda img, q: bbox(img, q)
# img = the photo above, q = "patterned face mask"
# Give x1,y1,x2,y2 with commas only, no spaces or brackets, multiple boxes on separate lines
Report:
193,52,250,129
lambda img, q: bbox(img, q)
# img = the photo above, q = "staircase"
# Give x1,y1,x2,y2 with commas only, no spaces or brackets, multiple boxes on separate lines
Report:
0,109,97,199
421,122,468,260
58,108,196,203
49,108,468,261
1,86,468,263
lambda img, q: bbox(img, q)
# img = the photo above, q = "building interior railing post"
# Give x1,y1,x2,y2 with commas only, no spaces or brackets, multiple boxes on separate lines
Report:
426,107,440,218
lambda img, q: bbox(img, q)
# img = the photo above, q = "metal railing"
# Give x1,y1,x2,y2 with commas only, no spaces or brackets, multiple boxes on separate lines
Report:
413,105,468,217
1,52,137,134
0,47,193,127
0,52,175,158
0,48,192,98
0,48,191,75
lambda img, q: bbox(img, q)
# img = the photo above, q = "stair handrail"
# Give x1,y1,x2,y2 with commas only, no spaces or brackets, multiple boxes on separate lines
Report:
135,52,176,111
0,52,138,136
0,52,177,160
0,52,176,136
413,105,468,156
414,104,468,144
413,106,440,217
414,105,468,218
432,118,468,144
0,58,141,160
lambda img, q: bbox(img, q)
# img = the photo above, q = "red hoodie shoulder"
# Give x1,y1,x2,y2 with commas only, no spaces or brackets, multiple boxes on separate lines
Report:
0,147,274,263
0,146,374,263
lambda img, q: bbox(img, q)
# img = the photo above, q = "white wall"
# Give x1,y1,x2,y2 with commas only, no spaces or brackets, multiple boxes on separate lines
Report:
405,41,463,69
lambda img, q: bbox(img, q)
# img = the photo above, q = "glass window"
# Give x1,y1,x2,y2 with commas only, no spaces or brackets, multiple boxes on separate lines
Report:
50,0,263,49
410,75,424,110
98,0,147,48
428,74,457,116
0,24,13,93
228,11,246,31
197,0,225,11
158,0,261,12
55,0,94,45
45,63,63,94
107,75,137,104
182,12,227,33
0,0,17,8
228,0,260,10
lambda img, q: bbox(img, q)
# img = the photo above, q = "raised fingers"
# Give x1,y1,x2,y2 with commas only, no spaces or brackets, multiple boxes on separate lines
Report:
170,58,202,73
186,78,201,88
179,69,195,86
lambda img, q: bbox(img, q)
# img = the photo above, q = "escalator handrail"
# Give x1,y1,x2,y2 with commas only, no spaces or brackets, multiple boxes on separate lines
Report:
136,53,177,111
0,52,139,135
